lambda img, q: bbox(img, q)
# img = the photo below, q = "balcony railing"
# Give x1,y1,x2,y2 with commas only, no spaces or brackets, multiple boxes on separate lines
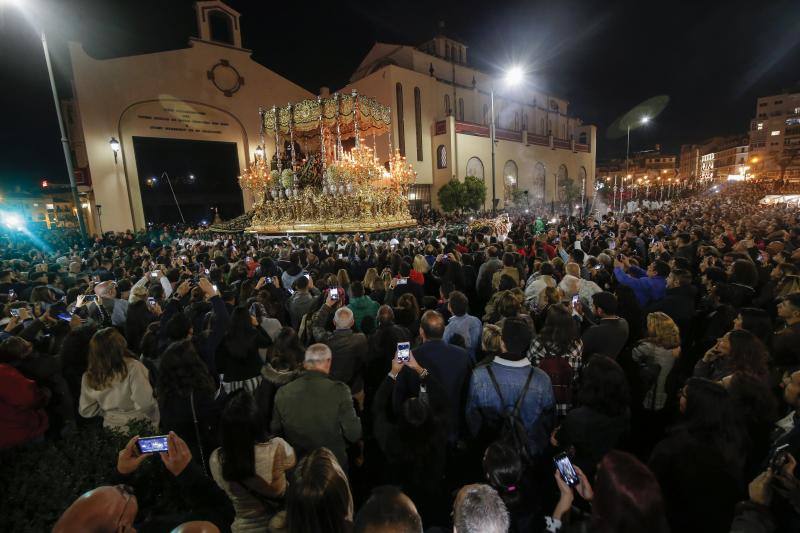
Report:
450,120,590,153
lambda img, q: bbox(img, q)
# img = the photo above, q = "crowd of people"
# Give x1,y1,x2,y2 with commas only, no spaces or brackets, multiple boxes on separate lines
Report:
1,180,800,532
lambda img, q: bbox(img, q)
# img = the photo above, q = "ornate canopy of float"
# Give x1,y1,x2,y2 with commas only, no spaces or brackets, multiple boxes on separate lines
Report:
234,90,417,234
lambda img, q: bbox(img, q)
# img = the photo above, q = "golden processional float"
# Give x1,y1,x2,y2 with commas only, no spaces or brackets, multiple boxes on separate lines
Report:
235,90,417,234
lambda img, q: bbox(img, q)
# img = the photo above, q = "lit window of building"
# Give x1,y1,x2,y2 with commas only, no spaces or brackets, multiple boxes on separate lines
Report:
757,122,763,130
771,130,781,136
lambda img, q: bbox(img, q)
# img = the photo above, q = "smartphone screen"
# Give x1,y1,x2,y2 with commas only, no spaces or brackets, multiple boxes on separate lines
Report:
397,278,408,285
10,308,20,317
150,272,158,278
554,452,579,486
136,435,169,454
147,297,156,306
571,295,580,308
396,341,411,363
84,295,97,302
8,289,15,299
204,269,210,275
330,289,339,301
56,312,72,322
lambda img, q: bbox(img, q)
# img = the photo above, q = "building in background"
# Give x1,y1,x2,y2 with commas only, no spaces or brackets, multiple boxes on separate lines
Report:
596,145,677,200
0,185,98,234
345,32,596,211
680,135,752,184
749,88,800,181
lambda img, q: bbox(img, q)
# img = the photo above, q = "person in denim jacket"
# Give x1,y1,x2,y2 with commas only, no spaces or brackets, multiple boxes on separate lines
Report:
466,317,556,456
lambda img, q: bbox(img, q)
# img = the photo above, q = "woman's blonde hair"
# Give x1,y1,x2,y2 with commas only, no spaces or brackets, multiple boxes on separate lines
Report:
482,324,503,354
646,312,681,349
337,269,351,288
412,255,429,274
363,268,379,289
85,328,133,390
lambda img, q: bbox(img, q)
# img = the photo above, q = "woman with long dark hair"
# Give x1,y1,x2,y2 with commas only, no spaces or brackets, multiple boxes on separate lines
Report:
483,441,539,533
210,390,296,532
733,307,774,348
649,378,745,532
286,447,353,533
78,327,159,429
552,356,630,482
157,339,220,470
694,329,769,382
216,306,271,394
528,304,582,415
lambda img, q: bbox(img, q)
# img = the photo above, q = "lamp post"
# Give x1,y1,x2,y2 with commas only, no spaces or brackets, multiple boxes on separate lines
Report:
624,116,649,212
42,31,88,240
490,66,524,214
2,1,87,239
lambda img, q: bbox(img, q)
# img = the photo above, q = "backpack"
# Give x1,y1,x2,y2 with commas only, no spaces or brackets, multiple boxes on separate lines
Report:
537,349,574,409
481,366,535,463
636,355,661,410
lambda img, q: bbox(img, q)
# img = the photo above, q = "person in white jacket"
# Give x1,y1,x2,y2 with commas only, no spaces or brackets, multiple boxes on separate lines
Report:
79,327,159,430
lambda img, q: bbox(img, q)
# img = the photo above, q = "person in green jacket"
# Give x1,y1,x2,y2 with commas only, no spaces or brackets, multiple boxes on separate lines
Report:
270,343,362,471
347,281,379,332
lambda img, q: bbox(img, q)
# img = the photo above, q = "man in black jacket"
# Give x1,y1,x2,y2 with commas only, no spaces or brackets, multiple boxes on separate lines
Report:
365,306,410,403
53,432,234,533
396,310,471,441
647,268,697,324
579,291,630,361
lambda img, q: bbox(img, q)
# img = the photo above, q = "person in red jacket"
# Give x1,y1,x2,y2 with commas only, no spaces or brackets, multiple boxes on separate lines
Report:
0,362,49,449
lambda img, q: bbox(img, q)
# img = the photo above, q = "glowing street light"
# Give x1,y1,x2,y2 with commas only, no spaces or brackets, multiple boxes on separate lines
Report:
490,65,525,213
619,114,651,213
504,66,525,86
1,212,23,230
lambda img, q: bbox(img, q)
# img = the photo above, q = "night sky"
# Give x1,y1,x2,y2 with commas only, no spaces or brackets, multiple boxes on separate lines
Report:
1,0,799,189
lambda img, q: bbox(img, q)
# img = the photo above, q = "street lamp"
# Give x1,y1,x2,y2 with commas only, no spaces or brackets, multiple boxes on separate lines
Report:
109,137,120,164
490,65,524,213
3,0,88,240
622,115,649,212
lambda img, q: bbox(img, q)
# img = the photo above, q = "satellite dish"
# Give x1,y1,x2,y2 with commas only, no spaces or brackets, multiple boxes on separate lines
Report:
606,95,670,140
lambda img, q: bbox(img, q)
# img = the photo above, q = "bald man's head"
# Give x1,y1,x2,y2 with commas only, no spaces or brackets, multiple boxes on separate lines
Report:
53,485,137,533
353,486,422,533
420,310,445,341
